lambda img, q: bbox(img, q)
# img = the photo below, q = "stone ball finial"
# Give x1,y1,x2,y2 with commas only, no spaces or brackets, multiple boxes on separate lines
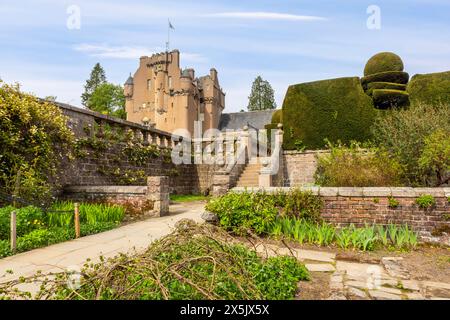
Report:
277,123,283,129
364,52,404,77
243,125,249,131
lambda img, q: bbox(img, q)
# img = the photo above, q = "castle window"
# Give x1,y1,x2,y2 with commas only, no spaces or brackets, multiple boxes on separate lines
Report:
147,79,151,90
168,76,172,89
142,103,147,109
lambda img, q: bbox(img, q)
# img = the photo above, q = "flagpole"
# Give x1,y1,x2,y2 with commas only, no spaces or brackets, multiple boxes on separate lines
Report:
167,19,170,52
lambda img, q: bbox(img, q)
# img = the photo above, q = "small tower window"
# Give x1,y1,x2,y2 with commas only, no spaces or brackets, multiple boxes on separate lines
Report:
168,76,173,89
147,79,151,90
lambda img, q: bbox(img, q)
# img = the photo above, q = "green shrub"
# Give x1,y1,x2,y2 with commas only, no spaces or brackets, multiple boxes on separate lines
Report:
372,102,450,186
0,81,74,204
415,195,436,209
418,129,450,186
314,142,403,187
361,71,410,89
407,71,450,107
282,77,377,150
364,52,404,77
205,189,323,234
367,82,407,96
372,89,410,109
271,109,282,124
0,240,11,258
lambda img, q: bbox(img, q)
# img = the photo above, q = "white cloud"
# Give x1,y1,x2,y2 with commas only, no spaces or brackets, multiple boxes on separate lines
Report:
202,12,327,21
73,43,207,63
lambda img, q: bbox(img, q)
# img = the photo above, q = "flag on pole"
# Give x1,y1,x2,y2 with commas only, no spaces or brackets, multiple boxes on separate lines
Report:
169,20,175,30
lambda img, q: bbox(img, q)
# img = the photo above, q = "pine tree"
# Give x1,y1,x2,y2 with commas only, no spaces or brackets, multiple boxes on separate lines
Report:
247,76,276,111
81,63,107,107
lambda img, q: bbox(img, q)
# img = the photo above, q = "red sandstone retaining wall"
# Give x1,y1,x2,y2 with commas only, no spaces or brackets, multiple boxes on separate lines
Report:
232,187,450,244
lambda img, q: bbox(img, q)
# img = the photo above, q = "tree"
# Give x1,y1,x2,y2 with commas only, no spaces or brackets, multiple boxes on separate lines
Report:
247,76,276,111
87,83,126,119
81,63,106,107
418,129,450,186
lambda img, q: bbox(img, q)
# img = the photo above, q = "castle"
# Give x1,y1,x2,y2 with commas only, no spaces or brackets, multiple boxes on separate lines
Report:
124,50,225,137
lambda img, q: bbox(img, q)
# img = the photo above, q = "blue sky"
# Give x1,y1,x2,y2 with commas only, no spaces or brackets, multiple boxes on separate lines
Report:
0,0,449,112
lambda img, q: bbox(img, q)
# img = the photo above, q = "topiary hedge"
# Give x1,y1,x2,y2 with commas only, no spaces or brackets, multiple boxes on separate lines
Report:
271,109,282,124
361,71,410,89
407,71,450,107
282,77,377,150
372,89,410,109
366,82,407,96
364,52,404,77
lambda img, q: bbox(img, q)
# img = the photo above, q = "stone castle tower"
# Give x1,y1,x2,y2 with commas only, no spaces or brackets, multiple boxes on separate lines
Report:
124,50,225,136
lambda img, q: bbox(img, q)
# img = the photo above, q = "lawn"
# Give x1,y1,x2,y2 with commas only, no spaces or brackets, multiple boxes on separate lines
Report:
170,194,209,203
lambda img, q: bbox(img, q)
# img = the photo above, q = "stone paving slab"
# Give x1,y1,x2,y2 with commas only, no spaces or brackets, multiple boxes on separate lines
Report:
305,263,335,272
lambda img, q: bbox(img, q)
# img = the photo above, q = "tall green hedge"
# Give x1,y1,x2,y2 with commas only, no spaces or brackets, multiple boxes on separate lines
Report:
361,71,409,89
407,71,450,106
366,82,407,96
282,77,377,150
372,89,410,109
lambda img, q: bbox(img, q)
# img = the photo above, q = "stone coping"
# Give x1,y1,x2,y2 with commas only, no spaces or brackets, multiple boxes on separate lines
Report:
64,185,147,195
231,186,450,198
283,150,330,155
56,101,177,139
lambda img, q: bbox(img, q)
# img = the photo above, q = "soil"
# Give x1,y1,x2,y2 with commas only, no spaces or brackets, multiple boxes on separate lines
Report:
243,237,450,284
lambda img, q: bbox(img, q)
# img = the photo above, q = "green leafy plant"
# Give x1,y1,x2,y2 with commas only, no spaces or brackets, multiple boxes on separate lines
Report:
415,194,436,209
388,196,400,209
0,81,74,204
314,141,403,187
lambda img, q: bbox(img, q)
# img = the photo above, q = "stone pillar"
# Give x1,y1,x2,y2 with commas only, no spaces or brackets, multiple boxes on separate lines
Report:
259,158,272,188
212,166,231,197
147,176,169,216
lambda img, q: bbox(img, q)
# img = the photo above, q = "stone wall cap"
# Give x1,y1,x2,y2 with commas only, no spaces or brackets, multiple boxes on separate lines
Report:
412,188,445,197
362,187,392,197
389,187,417,197
338,187,364,197
64,185,147,194
319,187,339,197
283,150,330,155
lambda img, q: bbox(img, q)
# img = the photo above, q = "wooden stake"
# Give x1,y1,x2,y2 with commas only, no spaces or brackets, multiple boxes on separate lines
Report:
74,203,80,238
10,210,16,253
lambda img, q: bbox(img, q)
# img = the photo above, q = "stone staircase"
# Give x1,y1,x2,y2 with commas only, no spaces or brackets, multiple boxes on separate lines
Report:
235,160,261,187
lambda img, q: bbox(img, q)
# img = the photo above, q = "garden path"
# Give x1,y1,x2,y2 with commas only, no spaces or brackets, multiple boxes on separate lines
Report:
0,201,205,284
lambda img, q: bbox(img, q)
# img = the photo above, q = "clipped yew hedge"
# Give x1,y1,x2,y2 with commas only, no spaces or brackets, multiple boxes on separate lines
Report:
372,89,410,109
361,71,410,89
364,52,404,77
271,109,282,124
282,77,377,150
366,82,407,96
407,71,450,106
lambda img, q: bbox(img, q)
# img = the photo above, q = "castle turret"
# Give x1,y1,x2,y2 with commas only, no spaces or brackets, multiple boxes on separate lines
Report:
124,73,134,98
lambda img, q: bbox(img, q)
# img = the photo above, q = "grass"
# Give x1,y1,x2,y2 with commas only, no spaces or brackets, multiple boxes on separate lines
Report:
170,194,209,203
267,218,418,251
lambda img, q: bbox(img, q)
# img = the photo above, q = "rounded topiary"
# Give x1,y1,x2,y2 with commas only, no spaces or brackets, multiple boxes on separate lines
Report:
364,52,404,76
366,82,407,96
372,89,410,109
361,71,410,89
271,109,282,124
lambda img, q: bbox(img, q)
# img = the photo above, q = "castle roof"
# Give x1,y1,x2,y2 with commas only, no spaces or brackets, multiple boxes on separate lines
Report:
218,109,277,131
125,74,134,85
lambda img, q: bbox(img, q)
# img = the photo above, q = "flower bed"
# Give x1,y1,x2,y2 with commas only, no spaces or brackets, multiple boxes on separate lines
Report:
0,202,125,258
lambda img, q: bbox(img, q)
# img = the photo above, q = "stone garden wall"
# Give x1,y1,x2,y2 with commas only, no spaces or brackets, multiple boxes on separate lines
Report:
62,176,170,217
232,186,450,244
55,103,215,196
282,150,329,186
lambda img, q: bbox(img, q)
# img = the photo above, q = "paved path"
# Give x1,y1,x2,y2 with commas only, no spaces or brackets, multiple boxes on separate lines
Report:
0,202,205,283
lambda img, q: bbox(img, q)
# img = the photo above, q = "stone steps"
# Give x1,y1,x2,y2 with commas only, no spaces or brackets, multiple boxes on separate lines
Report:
235,159,262,187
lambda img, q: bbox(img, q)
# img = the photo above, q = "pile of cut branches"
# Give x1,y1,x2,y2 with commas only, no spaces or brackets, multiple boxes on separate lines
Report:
0,220,309,300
